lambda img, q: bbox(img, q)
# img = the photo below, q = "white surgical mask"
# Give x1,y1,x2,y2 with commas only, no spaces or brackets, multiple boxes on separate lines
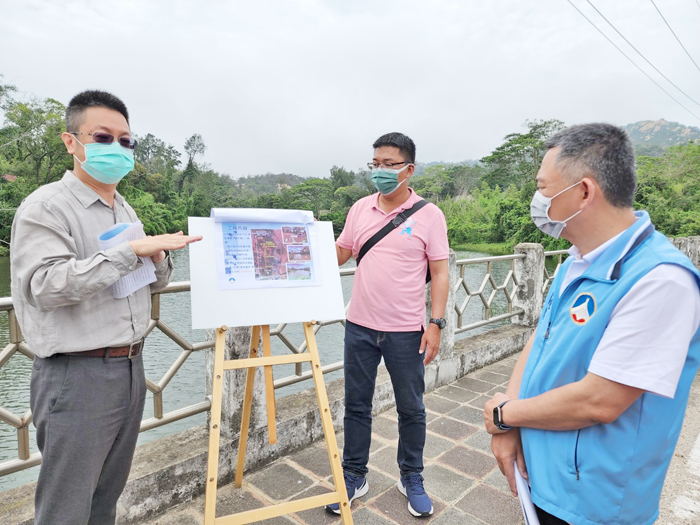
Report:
530,181,583,239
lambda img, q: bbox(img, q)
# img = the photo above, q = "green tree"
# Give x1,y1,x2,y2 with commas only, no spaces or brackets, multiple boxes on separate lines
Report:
179,159,198,194
0,174,37,243
327,185,371,235
179,133,206,194
329,165,356,191
411,165,457,203
282,178,333,218
134,133,181,177
0,74,17,111
184,133,206,163
2,97,72,184
480,119,565,189
636,141,700,237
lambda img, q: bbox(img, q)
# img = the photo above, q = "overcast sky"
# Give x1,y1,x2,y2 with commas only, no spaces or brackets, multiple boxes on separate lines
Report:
1,0,699,179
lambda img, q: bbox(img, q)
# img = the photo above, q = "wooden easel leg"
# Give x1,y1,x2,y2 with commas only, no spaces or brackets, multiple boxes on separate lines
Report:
303,322,353,524
261,325,278,444
234,325,261,489
204,326,228,525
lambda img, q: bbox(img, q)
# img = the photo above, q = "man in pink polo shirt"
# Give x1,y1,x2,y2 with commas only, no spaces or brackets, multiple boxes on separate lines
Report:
325,132,449,518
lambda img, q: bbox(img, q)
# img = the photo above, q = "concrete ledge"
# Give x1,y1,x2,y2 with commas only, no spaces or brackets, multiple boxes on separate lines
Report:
0,324,531,524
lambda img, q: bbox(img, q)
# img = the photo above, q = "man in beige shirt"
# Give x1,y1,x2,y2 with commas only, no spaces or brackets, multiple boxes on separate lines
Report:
11,90,201,525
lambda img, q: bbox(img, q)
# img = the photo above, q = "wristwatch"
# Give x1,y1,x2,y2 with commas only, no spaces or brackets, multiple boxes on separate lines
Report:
429,318,446,329
493,400,513,431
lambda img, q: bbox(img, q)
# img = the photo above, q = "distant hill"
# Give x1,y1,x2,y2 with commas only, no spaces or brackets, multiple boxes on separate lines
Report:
625,119,700,156
414,159,479,175
235,173,309,195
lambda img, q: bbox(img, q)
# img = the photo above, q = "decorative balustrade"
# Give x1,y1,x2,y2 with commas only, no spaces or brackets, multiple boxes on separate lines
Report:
0,247,565,479
453,254,524,333
544,249,569,295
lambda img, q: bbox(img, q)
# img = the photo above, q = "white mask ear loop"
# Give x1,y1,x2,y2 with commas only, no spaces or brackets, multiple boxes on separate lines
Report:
398,163,413,183
556,180,585,223
379,164,412,196
72,135,88,166
562,208,583,223
550,180,582,200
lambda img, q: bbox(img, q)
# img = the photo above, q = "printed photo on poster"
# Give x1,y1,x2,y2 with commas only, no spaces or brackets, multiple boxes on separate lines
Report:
215,221,320,290
282,226,308,244
287,262,312,280
287,244,311,262
251,227,288,280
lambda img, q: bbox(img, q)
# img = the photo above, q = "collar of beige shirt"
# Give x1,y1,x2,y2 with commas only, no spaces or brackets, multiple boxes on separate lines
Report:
62,170,125,209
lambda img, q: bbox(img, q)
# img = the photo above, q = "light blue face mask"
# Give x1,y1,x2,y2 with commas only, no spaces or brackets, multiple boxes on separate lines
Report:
371,164,411,195
74,138,135,185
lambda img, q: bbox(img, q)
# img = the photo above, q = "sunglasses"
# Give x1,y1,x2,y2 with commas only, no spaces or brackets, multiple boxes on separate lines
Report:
71,132,138,150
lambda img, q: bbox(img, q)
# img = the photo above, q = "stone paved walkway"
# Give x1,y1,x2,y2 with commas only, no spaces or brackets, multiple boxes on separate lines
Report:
141,355,523,525
140,353,700,525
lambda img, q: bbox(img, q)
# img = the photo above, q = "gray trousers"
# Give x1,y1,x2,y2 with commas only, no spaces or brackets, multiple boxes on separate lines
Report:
30,352,146,525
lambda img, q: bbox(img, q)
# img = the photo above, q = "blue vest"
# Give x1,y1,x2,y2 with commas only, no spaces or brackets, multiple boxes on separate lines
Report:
520,211,700,525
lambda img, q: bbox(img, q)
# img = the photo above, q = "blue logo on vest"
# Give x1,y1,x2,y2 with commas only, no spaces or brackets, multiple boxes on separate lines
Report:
570,292,596,325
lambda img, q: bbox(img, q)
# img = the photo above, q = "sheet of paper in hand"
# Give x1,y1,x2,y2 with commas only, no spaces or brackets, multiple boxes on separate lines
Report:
98,221,156,299
514,461,540,525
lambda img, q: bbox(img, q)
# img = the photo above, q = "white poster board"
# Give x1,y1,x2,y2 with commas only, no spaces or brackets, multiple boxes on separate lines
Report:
188,215,346,329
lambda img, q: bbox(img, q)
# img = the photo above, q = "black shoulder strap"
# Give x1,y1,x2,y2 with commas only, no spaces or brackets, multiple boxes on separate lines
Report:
356,199,430,267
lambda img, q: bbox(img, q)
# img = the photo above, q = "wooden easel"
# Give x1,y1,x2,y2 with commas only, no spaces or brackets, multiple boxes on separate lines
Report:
204,322,353,524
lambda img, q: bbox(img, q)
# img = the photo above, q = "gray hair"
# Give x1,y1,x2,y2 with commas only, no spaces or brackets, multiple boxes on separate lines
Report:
545,123,636,208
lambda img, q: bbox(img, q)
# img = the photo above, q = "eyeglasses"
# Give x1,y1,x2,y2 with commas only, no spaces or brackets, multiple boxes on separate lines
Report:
71,132,138,150
367,161,411,170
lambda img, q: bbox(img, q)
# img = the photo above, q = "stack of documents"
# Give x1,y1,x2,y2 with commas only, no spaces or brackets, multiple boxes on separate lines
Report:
99,221,156,299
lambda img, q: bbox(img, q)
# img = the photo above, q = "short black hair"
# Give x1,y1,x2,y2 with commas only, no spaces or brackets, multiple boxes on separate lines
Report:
545,123,636,208
66,90,130,132
373,132,416,163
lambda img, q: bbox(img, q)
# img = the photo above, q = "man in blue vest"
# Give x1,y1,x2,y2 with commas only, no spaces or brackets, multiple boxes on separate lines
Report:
483,123,700,525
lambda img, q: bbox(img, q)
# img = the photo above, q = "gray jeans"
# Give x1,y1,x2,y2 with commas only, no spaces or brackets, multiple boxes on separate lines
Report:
30,353,146,525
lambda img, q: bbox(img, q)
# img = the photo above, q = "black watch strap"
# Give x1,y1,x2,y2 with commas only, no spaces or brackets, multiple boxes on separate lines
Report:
429,318,446,330
493,400,513,431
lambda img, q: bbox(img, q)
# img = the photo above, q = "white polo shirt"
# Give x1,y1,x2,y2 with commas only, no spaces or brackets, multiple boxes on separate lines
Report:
559,237,700,399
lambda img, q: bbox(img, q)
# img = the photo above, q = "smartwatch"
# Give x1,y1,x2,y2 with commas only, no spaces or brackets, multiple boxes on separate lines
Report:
493,400,513,431
429,318,447,330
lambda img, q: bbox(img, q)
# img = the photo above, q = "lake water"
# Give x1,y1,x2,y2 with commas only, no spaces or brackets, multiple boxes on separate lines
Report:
0,247,515,492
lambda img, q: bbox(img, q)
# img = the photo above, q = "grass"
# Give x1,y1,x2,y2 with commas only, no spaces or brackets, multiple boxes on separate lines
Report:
451,242,513,256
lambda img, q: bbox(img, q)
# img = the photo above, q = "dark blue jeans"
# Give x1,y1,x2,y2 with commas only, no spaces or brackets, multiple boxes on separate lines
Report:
342,320,426,477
